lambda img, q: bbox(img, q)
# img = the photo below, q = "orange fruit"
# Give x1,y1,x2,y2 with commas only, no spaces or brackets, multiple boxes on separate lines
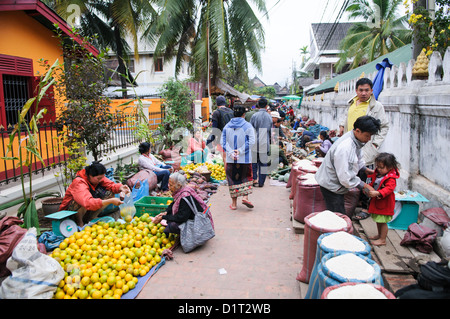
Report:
107,276,116,287
54,290,65,299
139,256,147,265
81,276,90,287
91,290,102,299
127,280,135,290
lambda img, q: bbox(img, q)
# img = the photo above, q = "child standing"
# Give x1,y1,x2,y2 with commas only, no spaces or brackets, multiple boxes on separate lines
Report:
364,153,400,246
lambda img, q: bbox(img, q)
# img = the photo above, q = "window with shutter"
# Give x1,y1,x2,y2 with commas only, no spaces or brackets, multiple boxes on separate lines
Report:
0,54,55,128
155,58,164,72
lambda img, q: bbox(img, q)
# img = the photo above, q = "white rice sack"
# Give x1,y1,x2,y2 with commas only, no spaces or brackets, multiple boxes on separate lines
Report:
321,231,366,252
293,160,318,172
299,173,316,180
308,210,347,230
327,284,387,299
325,253,375,281
300,175,318,186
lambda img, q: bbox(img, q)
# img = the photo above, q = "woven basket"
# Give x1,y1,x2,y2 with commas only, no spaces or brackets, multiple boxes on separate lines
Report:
200,171,211,182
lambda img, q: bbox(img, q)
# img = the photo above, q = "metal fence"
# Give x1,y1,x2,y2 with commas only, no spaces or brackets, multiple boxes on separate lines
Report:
0,121,67,185
0,111,157,185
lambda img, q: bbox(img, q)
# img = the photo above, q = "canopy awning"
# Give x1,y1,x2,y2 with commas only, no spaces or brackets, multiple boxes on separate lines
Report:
282,95,302,100
215,79,250,103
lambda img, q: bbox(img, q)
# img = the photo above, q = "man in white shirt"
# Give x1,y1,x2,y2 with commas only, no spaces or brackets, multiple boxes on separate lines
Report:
315,116,381,215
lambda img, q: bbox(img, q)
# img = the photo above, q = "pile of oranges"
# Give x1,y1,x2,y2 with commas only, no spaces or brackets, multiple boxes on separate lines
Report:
51,213,176,299
183,162,226,181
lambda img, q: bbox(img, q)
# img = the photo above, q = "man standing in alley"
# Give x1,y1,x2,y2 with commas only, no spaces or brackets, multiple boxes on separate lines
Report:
207,95,234,164
250,97,273,187
339,78,389,166
339,78,390,219
315,115,381,215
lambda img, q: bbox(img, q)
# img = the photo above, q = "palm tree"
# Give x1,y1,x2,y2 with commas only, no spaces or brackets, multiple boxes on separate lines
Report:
143,0,268,89
335,0,412,72
46,0,157,98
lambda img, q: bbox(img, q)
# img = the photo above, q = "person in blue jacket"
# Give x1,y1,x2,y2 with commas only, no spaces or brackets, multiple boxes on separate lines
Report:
222,105,256,210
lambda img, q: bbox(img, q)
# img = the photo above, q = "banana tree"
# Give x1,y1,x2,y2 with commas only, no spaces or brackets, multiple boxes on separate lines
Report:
1,59,61,235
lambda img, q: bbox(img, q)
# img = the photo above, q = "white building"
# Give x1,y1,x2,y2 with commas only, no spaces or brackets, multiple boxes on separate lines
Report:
301,22,353,93
105,34,192,98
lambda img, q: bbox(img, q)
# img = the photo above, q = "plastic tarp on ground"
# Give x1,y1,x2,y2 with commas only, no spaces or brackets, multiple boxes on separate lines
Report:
296,212,353,283
121,256,166,299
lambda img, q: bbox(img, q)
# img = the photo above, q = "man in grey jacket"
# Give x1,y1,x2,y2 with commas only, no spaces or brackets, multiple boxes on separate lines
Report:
339,78,389,166
315,115,381,215
250,97,273,187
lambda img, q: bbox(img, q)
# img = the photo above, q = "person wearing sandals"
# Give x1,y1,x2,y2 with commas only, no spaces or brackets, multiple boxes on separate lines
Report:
222,105,256,210
152,172,214,235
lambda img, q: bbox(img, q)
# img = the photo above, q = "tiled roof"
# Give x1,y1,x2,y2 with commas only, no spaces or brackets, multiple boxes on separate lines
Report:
312,22,354,51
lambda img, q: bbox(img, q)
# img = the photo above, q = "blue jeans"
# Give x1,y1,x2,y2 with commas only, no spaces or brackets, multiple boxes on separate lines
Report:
252,153,269,186
155,165,172,191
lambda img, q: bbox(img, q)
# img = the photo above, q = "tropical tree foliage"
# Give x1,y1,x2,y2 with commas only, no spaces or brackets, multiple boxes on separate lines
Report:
336,0,412,71
406,0,450,57
144,0,268,87
45,0,157,98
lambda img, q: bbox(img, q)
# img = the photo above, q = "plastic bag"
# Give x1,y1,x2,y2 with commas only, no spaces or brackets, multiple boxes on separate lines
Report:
131,179,149,202
127,169,158,191
0,228,65,299
38,231,65,252
119,193,136,221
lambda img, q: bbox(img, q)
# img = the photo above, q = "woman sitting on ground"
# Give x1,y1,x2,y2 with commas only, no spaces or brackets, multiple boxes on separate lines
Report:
306,130,333,157
59,161,130,227
187,128,208,163
152,172,213,235
138,142,173,192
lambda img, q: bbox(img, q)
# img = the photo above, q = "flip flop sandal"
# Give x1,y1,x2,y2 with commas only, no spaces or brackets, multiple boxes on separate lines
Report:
242,200,254,208
229,205,237,210
352,211,370,221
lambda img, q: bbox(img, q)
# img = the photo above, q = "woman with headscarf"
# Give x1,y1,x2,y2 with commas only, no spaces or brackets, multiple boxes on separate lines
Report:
152,172,214,234
222,105,256,210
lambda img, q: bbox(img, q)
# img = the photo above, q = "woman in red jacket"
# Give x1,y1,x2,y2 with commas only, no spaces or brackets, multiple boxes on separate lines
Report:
59,161,130,227
365,153,400,246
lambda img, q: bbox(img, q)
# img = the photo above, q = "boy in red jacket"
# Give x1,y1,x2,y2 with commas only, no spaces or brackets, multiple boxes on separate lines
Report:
364,153,400,246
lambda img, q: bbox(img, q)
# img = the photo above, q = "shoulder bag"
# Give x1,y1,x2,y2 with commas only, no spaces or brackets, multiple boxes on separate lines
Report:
178,197,215,253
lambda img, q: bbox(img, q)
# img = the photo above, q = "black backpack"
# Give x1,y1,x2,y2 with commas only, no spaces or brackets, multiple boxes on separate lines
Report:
218,107,233,130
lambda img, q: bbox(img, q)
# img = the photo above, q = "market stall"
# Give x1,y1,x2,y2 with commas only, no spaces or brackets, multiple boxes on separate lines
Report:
0,153,226,299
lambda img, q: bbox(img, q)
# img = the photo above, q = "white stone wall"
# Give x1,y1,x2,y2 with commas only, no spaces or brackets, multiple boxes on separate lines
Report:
300,48,450,214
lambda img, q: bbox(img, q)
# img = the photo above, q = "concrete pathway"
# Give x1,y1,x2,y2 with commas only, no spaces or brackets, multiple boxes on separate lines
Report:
137,181,304,299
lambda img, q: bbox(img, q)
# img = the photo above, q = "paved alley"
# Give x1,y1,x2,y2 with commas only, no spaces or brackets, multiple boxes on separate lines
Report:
137,181,304,299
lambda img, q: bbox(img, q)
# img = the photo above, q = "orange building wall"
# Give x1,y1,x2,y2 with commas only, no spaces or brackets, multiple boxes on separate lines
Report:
0,11,63,77
0,11,64,181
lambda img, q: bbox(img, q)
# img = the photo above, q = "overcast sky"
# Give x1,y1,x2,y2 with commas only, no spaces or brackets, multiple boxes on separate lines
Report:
248,0,349,86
